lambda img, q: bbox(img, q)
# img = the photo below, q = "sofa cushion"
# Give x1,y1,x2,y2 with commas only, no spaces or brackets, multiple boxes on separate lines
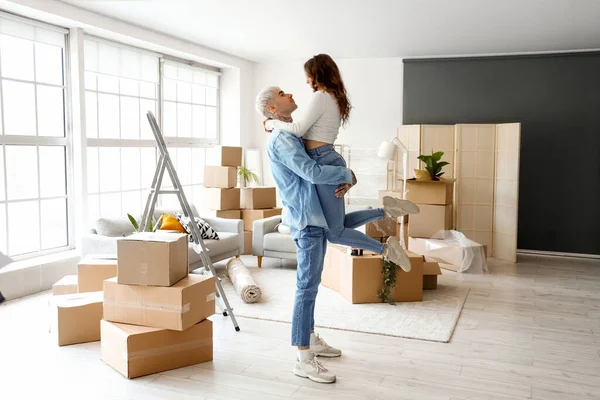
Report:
264,232,296,253
95,217,136,237
176,213,219,241
187,232,240,265
276,223,291,235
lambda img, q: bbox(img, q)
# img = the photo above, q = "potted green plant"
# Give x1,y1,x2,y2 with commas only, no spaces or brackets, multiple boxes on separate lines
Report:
416,151,449,181
238,166,261,187
127,214,158,232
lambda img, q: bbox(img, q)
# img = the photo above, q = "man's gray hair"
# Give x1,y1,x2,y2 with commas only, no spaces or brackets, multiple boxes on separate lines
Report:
255,86,279,119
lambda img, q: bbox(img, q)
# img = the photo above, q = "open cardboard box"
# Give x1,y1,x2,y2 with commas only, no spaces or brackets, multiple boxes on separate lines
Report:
405,178,454,205
322,245,424,303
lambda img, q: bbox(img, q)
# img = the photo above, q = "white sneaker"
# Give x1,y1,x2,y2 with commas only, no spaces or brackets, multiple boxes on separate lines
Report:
293,353,336,383
384,236,412,272
382,196,420,218
310,333,342,357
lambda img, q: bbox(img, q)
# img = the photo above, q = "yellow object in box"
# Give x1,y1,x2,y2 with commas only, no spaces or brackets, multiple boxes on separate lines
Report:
52,274,78,295
101,319,213,379
159,213,187,233
77,255,117,293
117,232,188,287
103,274,215,331
51,291,103,346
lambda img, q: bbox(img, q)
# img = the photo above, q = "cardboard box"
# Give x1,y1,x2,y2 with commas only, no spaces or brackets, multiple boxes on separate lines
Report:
51,291,103,346
241,208,282,231
207,146,242,167
243,231,252,255
77,255,118,293
201,209,241,219
405,179,454,205
202,187,240,210
204,166,237,189
408,204,453,238
101,319,213,379
322,245,424,303
52,275,78,295
103,274,215,331
408,236,486,273
423,261,442,290
117,232,188,287
240,187,277,209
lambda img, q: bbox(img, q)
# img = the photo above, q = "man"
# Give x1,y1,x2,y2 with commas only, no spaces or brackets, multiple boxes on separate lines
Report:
256,86,412,384
256,86,351,383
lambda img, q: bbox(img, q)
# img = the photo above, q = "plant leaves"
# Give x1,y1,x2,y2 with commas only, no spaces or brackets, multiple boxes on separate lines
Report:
149,219,155,232
437,161,450,168
432,151,444,161
437,171,445,177
417,155,430,162
127,214,139,232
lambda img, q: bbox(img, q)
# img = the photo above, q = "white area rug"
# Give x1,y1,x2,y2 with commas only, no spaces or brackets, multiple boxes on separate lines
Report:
221,267,469,343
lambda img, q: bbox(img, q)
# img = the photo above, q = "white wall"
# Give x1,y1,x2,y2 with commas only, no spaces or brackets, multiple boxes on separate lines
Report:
252,58,403,198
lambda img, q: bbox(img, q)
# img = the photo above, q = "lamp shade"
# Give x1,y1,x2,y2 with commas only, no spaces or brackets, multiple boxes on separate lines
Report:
377,140,397,161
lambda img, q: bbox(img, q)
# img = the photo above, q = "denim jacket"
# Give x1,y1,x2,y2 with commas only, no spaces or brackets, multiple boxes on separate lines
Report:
267,129,352,231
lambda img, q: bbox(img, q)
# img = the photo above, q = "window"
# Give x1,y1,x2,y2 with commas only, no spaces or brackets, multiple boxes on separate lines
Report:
84,38,160,223
162,59,219,142
84,39,219,224
160,59,220,210
0,13,70,258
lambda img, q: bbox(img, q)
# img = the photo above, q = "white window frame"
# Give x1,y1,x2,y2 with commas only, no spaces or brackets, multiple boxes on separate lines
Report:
0,12,74,260
83,36,220,222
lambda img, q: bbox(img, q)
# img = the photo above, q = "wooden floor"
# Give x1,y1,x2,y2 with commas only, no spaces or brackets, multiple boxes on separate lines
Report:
1,254,600,399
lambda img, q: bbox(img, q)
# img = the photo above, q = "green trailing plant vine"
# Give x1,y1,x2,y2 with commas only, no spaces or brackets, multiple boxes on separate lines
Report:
417,151,449,181
238,166,261,186
377,257,399,305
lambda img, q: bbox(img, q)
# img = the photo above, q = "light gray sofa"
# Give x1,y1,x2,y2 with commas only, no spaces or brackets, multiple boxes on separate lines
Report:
82,204,244,272
252,205,371,267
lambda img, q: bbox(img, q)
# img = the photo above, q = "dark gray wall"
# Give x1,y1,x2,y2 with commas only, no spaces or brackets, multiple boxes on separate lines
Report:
403,52,600,255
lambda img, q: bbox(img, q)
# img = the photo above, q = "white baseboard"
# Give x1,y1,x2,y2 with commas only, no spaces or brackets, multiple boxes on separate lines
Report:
518,249,600,261
0,251,81,301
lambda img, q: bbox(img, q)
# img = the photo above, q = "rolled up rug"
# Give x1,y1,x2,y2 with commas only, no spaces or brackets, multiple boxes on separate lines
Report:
225,258,262,304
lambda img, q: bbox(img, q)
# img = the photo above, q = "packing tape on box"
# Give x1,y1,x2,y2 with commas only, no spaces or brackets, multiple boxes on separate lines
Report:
103,300,191,313
101,338,213,361
225,258,261,303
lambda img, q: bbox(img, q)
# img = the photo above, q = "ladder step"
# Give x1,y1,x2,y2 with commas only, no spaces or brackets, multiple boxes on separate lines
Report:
154,189,180,194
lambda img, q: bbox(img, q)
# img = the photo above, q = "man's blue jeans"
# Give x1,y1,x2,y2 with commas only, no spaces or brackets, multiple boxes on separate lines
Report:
291,225,327,347
306,145,385,255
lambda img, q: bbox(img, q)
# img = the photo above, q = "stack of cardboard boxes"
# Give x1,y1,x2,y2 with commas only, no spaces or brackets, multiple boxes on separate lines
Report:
50,232,215,379
102,232,214,379
50,255,117,346
405,179,454,239
202,146,243,220
240,187,281,256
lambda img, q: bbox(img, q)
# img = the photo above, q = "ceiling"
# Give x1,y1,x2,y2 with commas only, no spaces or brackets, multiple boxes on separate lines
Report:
61,0,600,63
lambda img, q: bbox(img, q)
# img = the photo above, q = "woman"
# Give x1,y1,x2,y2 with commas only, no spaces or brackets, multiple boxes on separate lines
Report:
265,54,418,271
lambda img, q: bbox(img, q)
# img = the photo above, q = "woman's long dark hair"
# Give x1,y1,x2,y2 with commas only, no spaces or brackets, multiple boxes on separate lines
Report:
304,54,352,126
